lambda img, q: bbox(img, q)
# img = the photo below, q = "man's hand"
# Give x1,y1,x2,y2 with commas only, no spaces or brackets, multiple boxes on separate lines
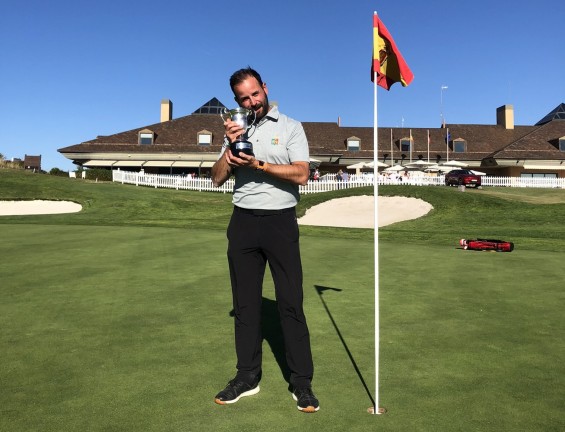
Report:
224,119,245,145
224,149,258,169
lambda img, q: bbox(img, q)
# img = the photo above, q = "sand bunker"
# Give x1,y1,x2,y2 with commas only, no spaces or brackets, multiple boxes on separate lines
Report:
298,195,433,228
0,200,82,216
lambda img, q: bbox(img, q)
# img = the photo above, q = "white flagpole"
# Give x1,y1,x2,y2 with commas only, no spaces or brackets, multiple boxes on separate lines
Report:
371,10,387,416
373,66,381,415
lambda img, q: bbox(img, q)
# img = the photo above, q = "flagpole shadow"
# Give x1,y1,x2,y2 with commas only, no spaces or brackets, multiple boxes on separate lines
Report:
314,285,375,407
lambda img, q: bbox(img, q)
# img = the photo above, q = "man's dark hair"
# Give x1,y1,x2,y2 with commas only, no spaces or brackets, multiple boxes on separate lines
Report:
229,67,264,93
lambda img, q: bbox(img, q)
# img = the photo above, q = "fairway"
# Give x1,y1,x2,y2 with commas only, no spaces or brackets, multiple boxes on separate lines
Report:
1,170,564,431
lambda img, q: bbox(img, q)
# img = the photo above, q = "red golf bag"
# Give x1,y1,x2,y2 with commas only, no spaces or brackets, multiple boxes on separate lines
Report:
459,238,514,252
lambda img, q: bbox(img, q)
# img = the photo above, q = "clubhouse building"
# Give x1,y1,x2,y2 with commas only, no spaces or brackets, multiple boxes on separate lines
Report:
58,99,565,178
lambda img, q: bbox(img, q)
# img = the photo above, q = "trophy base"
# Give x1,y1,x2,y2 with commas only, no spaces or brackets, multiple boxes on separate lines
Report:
231,141,254,158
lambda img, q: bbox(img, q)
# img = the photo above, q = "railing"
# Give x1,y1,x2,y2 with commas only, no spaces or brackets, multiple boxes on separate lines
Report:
112,170,565,193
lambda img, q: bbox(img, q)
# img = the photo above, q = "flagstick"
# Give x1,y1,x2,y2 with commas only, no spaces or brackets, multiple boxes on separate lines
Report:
369,69,385,416
369,10,412,414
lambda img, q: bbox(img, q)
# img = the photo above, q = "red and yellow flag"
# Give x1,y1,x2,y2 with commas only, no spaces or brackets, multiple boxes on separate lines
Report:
371,13,414,90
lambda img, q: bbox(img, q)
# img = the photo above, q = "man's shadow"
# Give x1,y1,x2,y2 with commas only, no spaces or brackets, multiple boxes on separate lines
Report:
228,298,291,383
261,297,292,383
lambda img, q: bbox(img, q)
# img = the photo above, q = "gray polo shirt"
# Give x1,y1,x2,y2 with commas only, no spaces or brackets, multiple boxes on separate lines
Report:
223,105,309,210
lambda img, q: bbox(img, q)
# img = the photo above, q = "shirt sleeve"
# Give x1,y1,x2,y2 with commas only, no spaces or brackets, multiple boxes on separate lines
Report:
287,122,310,163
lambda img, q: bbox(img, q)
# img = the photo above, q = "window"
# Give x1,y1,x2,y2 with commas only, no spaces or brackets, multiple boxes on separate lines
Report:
347,136,360,151
559,137,565,151
198,130,213,146
521,173,557,178
400,138,412,152
138,129,154,145
140,133,153,145
453,139,466,153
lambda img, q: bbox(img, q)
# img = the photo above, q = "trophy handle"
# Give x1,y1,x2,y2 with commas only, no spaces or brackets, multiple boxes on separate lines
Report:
248,109,256,127
220,107,230,123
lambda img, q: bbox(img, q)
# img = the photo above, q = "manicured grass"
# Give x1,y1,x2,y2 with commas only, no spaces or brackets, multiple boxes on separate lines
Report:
1,169,564,431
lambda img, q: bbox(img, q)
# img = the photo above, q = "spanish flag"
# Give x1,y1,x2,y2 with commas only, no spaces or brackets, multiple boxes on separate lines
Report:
371,13,414,90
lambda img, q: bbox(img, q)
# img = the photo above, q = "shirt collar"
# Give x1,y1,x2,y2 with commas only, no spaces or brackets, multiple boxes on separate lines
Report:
259,104,279,125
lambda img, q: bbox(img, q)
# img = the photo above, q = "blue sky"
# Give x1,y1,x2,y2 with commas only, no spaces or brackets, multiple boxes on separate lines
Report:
1,0,563,171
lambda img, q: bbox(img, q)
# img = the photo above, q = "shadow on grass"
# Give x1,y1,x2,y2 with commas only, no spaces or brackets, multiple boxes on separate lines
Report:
227,290,374,404
315,285,375,408
228,298,292,384
261,298,292,383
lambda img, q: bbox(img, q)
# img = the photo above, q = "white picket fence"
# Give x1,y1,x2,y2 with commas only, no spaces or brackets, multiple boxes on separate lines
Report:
112,170,565,193
481,176,565,188
112,170,231,192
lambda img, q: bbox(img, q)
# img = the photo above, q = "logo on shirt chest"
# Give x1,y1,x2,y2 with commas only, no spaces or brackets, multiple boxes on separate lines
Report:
271,136,280,145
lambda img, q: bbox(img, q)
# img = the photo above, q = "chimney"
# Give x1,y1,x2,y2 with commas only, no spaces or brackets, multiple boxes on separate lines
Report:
160,99,173,122
496,104,514,129
337,116,341,126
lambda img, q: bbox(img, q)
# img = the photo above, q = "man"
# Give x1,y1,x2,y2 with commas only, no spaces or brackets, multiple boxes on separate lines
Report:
211,67,319,413
341,170,349,187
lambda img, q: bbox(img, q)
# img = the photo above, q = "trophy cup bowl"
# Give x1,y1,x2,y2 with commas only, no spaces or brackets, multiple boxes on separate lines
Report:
220,107,256,157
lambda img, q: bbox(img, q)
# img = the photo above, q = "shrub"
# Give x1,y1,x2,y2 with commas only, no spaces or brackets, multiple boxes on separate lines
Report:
0,160,24,169
85,168,112,181
49,167,68,177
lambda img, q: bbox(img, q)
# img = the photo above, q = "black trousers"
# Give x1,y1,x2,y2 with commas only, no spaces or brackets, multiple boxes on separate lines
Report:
226,206,314,389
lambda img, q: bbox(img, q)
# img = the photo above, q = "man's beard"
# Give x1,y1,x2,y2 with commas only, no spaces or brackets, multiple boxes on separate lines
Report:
253,95,269,122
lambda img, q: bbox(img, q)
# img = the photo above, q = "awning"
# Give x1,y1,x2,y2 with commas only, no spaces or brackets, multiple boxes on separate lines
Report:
523,164,565,171
142,160,174,167
309,158,322,168
83,160,117,167
84,159,217,168
171,161,203,168
113,160,145,167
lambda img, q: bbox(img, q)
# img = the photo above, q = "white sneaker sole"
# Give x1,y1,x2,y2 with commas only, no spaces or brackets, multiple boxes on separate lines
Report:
215,385,260,405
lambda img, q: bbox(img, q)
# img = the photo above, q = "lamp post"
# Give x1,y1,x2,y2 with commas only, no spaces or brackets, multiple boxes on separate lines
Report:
440,85,448,127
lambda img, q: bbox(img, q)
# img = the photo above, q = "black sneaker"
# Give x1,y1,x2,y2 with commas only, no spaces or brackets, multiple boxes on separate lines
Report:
292,387,320,413
214,379,260,405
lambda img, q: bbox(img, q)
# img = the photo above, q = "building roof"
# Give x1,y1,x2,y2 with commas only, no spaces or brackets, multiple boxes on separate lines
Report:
58,99,565,167
192,97,228,115
535,103,565,125
488,121,565,159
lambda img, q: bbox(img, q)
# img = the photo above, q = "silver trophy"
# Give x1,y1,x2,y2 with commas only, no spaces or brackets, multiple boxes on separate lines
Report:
220,107,256,157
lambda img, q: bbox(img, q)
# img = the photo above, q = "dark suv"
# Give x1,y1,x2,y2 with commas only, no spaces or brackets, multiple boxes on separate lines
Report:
444,169,481,188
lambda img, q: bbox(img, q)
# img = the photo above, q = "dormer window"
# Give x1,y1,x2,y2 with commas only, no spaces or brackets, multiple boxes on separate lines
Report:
559,136,565,151
453,138,467,153
198,130,213,146
347,136,360,151
138,129,154,145
400,137,412,152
